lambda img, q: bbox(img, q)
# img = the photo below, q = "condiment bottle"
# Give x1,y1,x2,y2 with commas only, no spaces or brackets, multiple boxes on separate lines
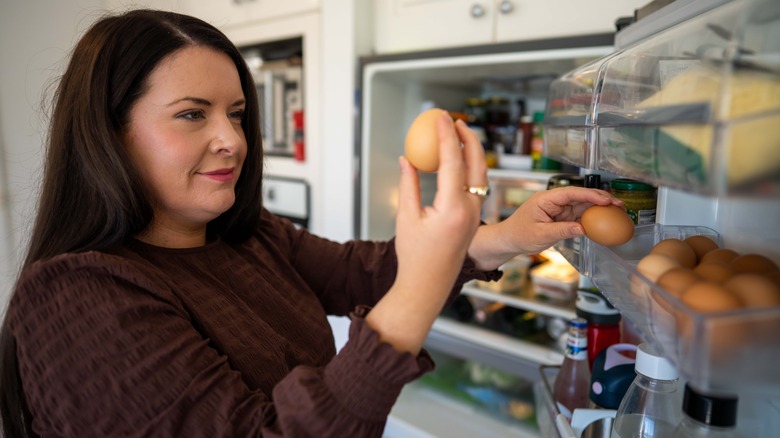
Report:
515,114,533,155
576,289,622,370
611,343,682,438
552,317,591,421
672,385,739,438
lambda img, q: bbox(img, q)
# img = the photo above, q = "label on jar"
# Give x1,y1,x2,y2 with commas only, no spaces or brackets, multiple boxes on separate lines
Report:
627,208,656,225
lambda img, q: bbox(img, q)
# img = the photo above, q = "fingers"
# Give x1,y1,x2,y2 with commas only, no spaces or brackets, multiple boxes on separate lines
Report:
545,186,624,208
397,156,421,218
434,113,466,198
455,119,488,188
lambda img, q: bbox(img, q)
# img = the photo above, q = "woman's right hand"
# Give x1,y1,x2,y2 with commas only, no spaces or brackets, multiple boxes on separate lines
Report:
365,113,487,354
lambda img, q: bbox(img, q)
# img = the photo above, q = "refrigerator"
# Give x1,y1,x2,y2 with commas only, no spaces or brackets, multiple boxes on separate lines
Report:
357,0,780,436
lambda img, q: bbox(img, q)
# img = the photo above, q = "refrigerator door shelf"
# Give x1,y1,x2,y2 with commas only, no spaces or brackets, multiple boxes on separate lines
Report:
557,223,780,396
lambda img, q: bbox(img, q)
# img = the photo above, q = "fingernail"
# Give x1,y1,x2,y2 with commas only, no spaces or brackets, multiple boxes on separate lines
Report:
572,226,584,237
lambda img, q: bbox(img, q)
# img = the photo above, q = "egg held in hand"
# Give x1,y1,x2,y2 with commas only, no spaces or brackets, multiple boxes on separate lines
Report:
580,205,635,246
404,108,455,173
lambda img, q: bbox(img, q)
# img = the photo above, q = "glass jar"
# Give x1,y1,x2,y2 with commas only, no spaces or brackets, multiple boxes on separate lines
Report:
609,179,657,225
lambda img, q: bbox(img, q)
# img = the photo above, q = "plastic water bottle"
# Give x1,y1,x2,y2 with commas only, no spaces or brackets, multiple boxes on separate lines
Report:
610,343,682,438
672,384,739,437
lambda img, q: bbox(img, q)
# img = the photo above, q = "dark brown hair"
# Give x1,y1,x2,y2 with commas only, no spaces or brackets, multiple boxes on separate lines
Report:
0,9,263,437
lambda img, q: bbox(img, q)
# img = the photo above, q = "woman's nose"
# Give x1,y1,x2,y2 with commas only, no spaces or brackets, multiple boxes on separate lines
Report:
210,116,244,154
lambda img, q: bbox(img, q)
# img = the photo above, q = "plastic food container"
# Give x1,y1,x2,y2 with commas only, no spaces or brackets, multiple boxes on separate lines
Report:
530,262,579,302
475,255,532,293
559,224,780,396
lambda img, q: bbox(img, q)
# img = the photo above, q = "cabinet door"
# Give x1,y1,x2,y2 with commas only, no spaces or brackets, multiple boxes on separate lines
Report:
180,0,320,29
495,0,644,42
375,0,494,53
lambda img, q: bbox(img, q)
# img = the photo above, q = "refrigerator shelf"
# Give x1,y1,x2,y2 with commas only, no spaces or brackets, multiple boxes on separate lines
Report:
461,282,576,321
555,224,780,396
427,318,564,383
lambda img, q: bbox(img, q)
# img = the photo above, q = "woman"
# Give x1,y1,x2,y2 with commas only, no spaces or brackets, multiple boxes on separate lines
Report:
0,9,621,437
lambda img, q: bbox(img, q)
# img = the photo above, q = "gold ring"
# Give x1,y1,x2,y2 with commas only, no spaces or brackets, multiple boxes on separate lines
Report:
464,185,490,198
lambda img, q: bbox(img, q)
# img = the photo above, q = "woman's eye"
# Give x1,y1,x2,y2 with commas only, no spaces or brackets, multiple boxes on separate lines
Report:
229,109,246,122
178,110,205,121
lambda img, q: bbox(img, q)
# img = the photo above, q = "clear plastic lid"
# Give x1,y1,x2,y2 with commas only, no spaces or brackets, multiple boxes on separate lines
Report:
635,343,678,381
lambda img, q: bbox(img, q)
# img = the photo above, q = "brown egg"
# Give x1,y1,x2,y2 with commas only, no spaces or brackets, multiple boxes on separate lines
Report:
680,282,743,312
766,270,780,287
650,239,697,269
657,267,701,297
684,235,719,263
580,205,635,246
404,108,452,173
700,248,739,265
637,254,681,283
730,253,780,275
693,262,736,284
725,274,780,308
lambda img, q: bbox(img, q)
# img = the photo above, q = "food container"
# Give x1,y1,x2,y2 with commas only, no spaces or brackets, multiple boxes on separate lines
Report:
530,262,579,302
475,255,532,293
559,224,780,396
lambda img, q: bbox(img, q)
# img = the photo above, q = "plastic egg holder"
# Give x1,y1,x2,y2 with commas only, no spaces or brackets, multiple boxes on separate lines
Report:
555,224,780,396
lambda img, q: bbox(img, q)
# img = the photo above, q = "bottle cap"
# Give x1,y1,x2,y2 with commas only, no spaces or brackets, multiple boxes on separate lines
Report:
682,384,738,427
634,343,678,380
576,290,621,325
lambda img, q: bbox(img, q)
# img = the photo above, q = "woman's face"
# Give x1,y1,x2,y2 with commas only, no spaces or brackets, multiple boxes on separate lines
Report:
124,46,247,246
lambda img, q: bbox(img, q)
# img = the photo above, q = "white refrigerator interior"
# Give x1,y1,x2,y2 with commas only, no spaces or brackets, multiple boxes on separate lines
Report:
361,0,780,436
360,38,617,437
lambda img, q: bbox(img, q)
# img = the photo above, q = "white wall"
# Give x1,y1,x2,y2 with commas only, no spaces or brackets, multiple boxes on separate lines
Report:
0,0,106,305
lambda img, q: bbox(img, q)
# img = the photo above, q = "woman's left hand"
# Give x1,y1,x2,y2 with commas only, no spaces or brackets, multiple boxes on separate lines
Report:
467,186,624,271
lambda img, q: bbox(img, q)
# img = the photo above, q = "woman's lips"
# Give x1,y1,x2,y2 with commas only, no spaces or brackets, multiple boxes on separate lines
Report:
201,168,235,183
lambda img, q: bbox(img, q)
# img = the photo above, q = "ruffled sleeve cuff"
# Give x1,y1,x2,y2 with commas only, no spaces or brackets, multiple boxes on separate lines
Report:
458,255,503,283
322,305,434,422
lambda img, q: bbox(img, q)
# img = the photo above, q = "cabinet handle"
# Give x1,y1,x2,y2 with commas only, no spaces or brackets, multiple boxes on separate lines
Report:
499,0,514,14
470,3,486,18
233,0,256,4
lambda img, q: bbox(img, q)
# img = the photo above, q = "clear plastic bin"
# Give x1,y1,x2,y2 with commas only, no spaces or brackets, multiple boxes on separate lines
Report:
557,224,780,396
544,0,780,196
543,56,614,169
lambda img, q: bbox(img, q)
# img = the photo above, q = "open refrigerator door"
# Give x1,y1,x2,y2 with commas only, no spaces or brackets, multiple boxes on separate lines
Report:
547,0,780,435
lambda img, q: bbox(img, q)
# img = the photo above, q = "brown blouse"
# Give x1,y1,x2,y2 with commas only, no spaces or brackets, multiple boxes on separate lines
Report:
8,209,498,437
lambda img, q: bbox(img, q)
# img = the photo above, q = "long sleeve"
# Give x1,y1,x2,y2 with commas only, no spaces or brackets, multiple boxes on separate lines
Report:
8,210,501,437
254,209,501,316
8,252,433,437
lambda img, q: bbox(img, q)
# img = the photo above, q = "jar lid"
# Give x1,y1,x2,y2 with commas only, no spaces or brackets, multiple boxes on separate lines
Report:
635,343,678,380
682,384,738,427
609,178,655,191
532,111,545,123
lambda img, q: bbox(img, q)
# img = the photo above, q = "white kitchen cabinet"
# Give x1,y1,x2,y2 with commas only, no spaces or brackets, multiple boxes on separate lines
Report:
103,0,319,28
178,0,320,28
374,0,646,54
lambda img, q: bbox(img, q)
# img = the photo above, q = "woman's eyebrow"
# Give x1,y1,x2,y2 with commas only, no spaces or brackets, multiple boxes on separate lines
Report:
166,96,211,106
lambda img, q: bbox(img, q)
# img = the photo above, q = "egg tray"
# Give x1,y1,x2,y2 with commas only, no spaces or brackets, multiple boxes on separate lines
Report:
556,224,780,396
